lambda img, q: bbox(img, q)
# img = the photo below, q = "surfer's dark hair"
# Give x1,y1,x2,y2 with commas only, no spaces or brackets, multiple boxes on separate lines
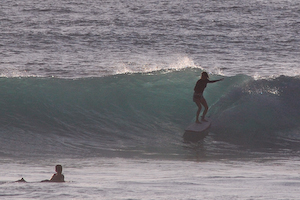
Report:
201,72,209,79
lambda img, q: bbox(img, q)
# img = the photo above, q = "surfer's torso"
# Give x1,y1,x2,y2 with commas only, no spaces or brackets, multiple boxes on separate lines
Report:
194,79,209,94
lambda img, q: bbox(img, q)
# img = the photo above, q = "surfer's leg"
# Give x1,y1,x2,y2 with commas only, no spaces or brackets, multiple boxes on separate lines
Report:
200,97,209,121
195,100,202,123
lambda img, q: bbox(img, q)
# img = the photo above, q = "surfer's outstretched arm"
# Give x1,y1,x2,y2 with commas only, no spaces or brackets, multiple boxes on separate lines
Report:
208,78,224,83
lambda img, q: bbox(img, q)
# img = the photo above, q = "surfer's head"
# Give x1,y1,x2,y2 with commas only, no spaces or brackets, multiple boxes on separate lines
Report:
201,72,209,79
55,165,63,174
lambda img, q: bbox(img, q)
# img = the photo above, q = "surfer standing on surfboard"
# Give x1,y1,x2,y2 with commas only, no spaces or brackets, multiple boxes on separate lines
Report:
193,72,224,123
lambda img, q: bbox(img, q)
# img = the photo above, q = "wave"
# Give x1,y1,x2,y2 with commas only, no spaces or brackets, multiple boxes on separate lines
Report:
0,69,299,158
210,75,300,149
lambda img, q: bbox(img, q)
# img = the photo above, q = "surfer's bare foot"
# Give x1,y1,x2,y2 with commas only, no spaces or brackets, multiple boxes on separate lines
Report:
201,118,208,122
195,120,201,124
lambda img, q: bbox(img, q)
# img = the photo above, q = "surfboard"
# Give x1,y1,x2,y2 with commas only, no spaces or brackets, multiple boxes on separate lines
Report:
183,120,211,142
185,120,211,133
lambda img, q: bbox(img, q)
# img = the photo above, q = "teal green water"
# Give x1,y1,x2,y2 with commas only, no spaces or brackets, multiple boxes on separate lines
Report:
0,69,299,158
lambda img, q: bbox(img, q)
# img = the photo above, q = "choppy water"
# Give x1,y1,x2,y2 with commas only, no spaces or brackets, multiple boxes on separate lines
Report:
1,0,300,199
2,158,300,200
1,0,300,78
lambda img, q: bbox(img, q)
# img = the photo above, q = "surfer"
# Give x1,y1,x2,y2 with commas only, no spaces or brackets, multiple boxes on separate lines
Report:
42,164,65,182
193,72,223,123
17,165,65,183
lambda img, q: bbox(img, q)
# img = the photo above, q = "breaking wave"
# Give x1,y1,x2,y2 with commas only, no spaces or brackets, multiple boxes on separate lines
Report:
0,68,299,158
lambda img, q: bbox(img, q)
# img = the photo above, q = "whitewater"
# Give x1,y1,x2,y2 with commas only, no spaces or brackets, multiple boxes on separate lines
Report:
1,0,300,199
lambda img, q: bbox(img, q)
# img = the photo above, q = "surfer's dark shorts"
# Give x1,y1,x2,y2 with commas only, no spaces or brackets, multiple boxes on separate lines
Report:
193,93,203,102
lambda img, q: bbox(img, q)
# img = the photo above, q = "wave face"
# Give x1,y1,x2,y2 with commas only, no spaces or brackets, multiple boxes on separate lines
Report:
0,69,300,158
210,75,300,149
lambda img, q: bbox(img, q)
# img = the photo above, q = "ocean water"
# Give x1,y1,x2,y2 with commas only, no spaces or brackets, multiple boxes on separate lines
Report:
0,0,300,199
